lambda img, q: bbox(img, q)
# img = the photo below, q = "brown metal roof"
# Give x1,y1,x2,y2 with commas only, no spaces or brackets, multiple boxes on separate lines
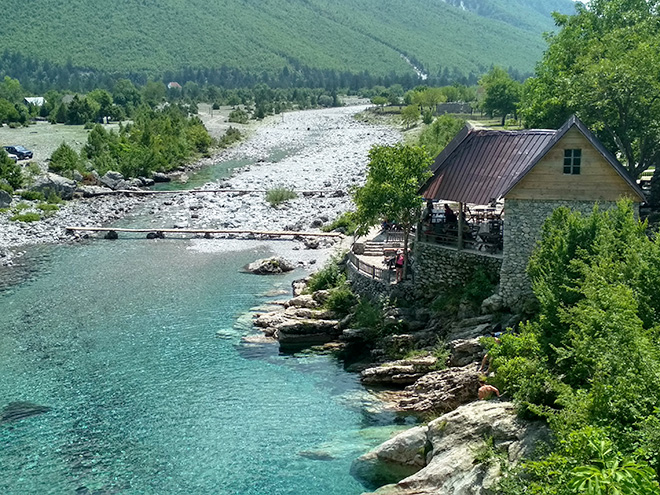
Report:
421,126,555,204
420,115,646,204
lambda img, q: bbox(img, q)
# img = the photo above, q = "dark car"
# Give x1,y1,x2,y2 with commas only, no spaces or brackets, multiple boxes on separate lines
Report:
3,145,33,160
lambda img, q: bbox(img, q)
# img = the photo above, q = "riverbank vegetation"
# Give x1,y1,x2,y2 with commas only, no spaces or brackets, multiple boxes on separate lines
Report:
0,150,23,192
47,104,213,179
488,202,660,494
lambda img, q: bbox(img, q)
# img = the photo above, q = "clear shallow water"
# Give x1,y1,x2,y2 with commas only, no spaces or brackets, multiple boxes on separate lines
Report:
0,239,400,495
154,148,295,191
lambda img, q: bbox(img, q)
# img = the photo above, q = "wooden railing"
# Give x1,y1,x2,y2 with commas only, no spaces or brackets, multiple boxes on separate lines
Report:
420,219,503,255
347,251,393,284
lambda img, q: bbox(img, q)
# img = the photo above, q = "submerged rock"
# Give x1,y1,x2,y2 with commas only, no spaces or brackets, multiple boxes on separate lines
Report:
1,401,51,422
299,450,336,461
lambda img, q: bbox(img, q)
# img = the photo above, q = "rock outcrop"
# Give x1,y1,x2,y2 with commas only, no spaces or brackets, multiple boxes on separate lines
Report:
351,425,429,488
445,315,494,342
30,173,76,200
245,257,296,274
448,338,484,367
254,292,341,346
360,356,439,386
396,365,482,413
357,401,548,495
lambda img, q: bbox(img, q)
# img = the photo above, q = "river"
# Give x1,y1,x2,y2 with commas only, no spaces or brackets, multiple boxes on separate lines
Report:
0,107,406,495
0,235,407,494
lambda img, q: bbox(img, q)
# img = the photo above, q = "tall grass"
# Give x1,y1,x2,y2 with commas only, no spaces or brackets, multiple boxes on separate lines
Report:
266,187,297,207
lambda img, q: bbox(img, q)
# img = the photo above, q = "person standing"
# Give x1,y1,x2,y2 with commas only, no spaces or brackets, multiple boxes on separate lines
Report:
395,249,404,282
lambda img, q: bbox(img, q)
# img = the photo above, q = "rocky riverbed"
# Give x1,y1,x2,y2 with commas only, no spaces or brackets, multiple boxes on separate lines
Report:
0,105,400,268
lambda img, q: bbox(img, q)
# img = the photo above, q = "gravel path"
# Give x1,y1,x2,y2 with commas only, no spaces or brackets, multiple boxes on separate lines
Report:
0,105,401,268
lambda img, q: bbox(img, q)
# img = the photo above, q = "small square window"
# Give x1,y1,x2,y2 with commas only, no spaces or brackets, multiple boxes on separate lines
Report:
564,149,581,175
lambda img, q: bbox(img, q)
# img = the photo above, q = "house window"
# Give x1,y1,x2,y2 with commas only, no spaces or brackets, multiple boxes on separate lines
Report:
564,149,581,175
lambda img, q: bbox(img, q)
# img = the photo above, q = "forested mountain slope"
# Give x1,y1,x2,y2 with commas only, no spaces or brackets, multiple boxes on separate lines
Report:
0,0,575,78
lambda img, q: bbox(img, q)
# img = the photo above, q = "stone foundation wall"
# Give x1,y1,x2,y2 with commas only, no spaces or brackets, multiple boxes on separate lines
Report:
346,260,421,303
414,243,502,297
346,263,391,300
500,199,625,310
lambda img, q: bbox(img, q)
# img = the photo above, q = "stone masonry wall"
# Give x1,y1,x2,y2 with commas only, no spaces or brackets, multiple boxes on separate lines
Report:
414,243,502,297
346,261,417,302
500,199,623,310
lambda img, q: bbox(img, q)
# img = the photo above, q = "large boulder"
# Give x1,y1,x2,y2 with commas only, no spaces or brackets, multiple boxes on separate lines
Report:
361,401,548,495
30,173,76,200
361,356,439,386
152,172,171,183
396,365,482,413
351,426,429,489
448,338,485,367
0,189,11,208
99,171,125,190
245,257,296,274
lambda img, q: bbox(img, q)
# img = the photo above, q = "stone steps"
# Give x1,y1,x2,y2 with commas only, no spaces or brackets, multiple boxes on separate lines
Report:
362,241,405,256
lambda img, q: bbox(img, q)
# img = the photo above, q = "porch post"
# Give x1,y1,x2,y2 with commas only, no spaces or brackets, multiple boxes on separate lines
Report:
457,202,464,250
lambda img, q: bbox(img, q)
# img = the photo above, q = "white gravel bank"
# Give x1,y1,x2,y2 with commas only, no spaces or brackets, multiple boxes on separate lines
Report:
0,105,401,268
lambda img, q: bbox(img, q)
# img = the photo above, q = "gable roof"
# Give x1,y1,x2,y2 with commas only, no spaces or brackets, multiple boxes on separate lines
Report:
24,97,45,106
501,115,645,201
420,115,645,204
420,125,555,204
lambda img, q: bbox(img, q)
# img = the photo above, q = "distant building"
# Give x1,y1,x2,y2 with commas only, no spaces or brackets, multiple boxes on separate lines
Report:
167,82,182,90
24,97,45,106
435,102,472,115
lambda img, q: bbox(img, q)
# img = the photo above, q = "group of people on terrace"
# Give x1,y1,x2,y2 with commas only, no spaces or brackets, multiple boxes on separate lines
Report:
420,199,503,254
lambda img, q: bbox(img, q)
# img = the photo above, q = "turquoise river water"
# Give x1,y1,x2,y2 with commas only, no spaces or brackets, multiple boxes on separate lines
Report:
0,236,404,494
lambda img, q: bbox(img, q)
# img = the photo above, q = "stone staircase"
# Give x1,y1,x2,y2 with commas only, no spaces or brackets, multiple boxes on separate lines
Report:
362,240,405,256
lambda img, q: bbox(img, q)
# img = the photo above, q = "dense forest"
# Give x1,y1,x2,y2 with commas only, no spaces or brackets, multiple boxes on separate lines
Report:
0,0,575,89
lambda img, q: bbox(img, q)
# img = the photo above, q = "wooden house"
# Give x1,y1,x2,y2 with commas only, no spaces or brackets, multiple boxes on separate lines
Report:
417,115,645,309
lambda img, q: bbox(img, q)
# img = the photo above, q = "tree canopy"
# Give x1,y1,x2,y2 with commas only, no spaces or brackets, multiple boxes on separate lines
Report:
491,201,660,494
353,144,432,278
519,0,660,184
479,66,521,125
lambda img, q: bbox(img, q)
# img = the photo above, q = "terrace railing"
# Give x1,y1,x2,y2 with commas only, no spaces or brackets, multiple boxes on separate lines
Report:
347,251,393,284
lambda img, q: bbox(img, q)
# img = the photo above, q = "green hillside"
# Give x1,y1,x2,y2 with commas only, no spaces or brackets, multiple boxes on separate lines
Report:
0,0,575,78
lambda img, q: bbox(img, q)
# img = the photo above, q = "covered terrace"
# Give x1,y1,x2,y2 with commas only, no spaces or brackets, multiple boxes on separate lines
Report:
417,124,559,257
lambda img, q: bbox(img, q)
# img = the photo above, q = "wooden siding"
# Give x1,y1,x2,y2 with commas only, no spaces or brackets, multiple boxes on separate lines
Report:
506,129,637,201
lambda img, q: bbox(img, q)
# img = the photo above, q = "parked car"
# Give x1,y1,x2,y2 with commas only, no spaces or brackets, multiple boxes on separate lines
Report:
3,145,33,160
